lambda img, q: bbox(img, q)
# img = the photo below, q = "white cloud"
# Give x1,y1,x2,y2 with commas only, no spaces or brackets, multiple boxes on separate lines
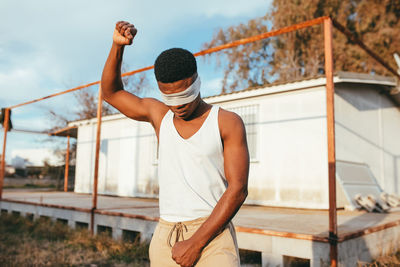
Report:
0,0,270,126
0,0,273,161
11,148,62,167
202,77,224,97
0,68,41,102
194,0,271,18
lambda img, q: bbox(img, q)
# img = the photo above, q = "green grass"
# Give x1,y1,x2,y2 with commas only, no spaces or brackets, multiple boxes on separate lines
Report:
0,213,149,266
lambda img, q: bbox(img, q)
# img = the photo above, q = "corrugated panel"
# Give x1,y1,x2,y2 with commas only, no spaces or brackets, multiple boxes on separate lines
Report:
336,160,383,209
227,104,259,161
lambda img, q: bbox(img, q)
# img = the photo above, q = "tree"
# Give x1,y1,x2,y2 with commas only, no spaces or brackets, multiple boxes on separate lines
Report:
72,64,149,122
203,0,400,92
47,63,149,130
45,63,149,167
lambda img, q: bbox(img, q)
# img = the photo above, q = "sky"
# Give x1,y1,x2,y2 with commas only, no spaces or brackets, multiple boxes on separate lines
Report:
0,0,271,165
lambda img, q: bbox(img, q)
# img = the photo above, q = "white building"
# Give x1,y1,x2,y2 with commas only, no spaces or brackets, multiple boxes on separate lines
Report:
69,72,400,210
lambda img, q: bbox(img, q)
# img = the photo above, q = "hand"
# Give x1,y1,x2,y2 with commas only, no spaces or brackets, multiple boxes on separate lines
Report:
171,239,202,267
113,21,137,46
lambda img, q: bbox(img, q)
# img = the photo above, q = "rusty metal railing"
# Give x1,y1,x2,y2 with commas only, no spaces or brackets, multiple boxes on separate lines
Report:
2,16,400,266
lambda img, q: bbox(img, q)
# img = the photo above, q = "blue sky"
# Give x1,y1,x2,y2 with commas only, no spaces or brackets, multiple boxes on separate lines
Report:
0,0,271,164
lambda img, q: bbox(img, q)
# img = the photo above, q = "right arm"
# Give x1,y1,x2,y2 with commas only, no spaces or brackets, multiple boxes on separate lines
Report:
101,21,168,132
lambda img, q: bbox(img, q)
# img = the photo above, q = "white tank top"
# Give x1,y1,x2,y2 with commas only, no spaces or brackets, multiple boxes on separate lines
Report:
158,105,227,222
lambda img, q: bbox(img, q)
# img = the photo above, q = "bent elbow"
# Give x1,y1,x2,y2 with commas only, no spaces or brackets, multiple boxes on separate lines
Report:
233,186,247,204
241,187,248,203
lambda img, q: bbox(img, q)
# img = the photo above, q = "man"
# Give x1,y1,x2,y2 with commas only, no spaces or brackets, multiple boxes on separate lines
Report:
101,21,249,267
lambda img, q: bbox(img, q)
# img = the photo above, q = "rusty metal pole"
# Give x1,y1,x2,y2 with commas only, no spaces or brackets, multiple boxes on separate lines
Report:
0,108,10,199
64,135,70,192
90,86,103,234
324,17,338,267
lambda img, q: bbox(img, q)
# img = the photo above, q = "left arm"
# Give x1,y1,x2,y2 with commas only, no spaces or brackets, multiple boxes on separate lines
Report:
172,109,250,267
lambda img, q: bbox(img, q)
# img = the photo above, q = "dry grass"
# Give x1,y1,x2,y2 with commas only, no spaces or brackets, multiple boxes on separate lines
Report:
359,252,400,267
0,213,149,266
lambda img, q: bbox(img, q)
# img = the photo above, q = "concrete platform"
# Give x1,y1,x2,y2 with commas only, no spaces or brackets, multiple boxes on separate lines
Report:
1,190,400,266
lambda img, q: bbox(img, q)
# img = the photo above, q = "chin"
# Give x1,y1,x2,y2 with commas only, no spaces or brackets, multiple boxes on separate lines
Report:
174,111,191,120
176,113,188,119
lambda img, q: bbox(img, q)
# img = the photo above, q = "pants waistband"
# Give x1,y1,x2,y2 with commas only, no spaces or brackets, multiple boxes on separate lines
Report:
158,216,208,229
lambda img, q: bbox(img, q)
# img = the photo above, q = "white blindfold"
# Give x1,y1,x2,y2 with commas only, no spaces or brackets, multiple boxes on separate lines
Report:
161,76,201,106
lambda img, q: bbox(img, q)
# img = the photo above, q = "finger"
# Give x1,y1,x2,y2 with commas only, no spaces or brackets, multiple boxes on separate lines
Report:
120,24,130,34
115,21,124,31
117,21,129,32
171,255,177,262
128,25,137,36
125,28,133,40
125,28,132,37
119,23,130,33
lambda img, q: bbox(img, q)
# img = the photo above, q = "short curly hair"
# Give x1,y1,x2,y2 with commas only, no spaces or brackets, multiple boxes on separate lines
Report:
154,48,197,83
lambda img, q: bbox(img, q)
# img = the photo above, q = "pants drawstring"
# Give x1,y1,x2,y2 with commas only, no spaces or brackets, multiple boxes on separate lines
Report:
167,222,188,247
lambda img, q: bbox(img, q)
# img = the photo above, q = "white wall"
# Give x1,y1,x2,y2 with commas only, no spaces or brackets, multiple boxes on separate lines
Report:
335,84,400,195
215,87,329,209
74,116,158,197
73,81,400,209
74,86,330,208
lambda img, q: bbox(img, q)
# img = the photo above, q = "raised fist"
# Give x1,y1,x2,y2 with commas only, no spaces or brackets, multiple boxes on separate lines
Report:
113,21,137,46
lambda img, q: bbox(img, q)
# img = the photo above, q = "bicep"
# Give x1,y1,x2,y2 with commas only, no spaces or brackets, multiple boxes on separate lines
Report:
221,113,250,190
104,90,167,124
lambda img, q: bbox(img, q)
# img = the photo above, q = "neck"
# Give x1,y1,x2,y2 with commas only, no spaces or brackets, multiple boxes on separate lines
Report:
184,100,211,121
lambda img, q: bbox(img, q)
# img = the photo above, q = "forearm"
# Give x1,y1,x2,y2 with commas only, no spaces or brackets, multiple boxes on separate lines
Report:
190,185,248,250
101,43,125,99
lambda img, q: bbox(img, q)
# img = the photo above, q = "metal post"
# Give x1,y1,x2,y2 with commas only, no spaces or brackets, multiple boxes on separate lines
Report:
64,135,70,192
90,87,103,234
0,108,10,199
324,17,338,267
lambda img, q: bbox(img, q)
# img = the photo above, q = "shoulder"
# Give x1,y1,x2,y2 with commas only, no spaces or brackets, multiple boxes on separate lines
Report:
141,97,169,129
217,107,244,125
217,107,246,140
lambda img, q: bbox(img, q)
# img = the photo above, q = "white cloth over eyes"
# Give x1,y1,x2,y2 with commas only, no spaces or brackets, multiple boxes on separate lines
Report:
161,76,201,106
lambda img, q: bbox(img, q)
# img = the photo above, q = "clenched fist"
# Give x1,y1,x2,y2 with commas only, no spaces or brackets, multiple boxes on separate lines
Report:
113,21,137,46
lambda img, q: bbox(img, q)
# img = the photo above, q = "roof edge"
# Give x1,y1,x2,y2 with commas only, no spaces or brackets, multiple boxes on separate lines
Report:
205,71,397,104
70,71,398,125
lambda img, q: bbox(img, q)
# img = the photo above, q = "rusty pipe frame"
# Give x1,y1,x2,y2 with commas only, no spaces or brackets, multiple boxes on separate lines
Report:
1,17,338,248
193,16,329,57
3,19,396,262
324,18,338,267
0,18,341,257
0,108,10,199
7,17,330,111
7,16,398,113
90,87,103,234
64,135,70,192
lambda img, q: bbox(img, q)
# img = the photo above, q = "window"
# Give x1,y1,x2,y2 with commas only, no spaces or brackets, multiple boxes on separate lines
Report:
227,104,259,161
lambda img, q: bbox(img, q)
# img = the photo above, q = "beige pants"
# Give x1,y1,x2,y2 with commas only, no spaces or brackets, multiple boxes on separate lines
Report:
149,217,240,267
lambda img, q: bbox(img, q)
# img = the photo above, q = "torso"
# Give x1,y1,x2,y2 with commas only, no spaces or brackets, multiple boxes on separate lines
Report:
158,104,227,222
172,105,212,139
153,101,231,147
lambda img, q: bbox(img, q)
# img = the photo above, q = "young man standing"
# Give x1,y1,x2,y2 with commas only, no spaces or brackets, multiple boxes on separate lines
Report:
101,21,249,267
